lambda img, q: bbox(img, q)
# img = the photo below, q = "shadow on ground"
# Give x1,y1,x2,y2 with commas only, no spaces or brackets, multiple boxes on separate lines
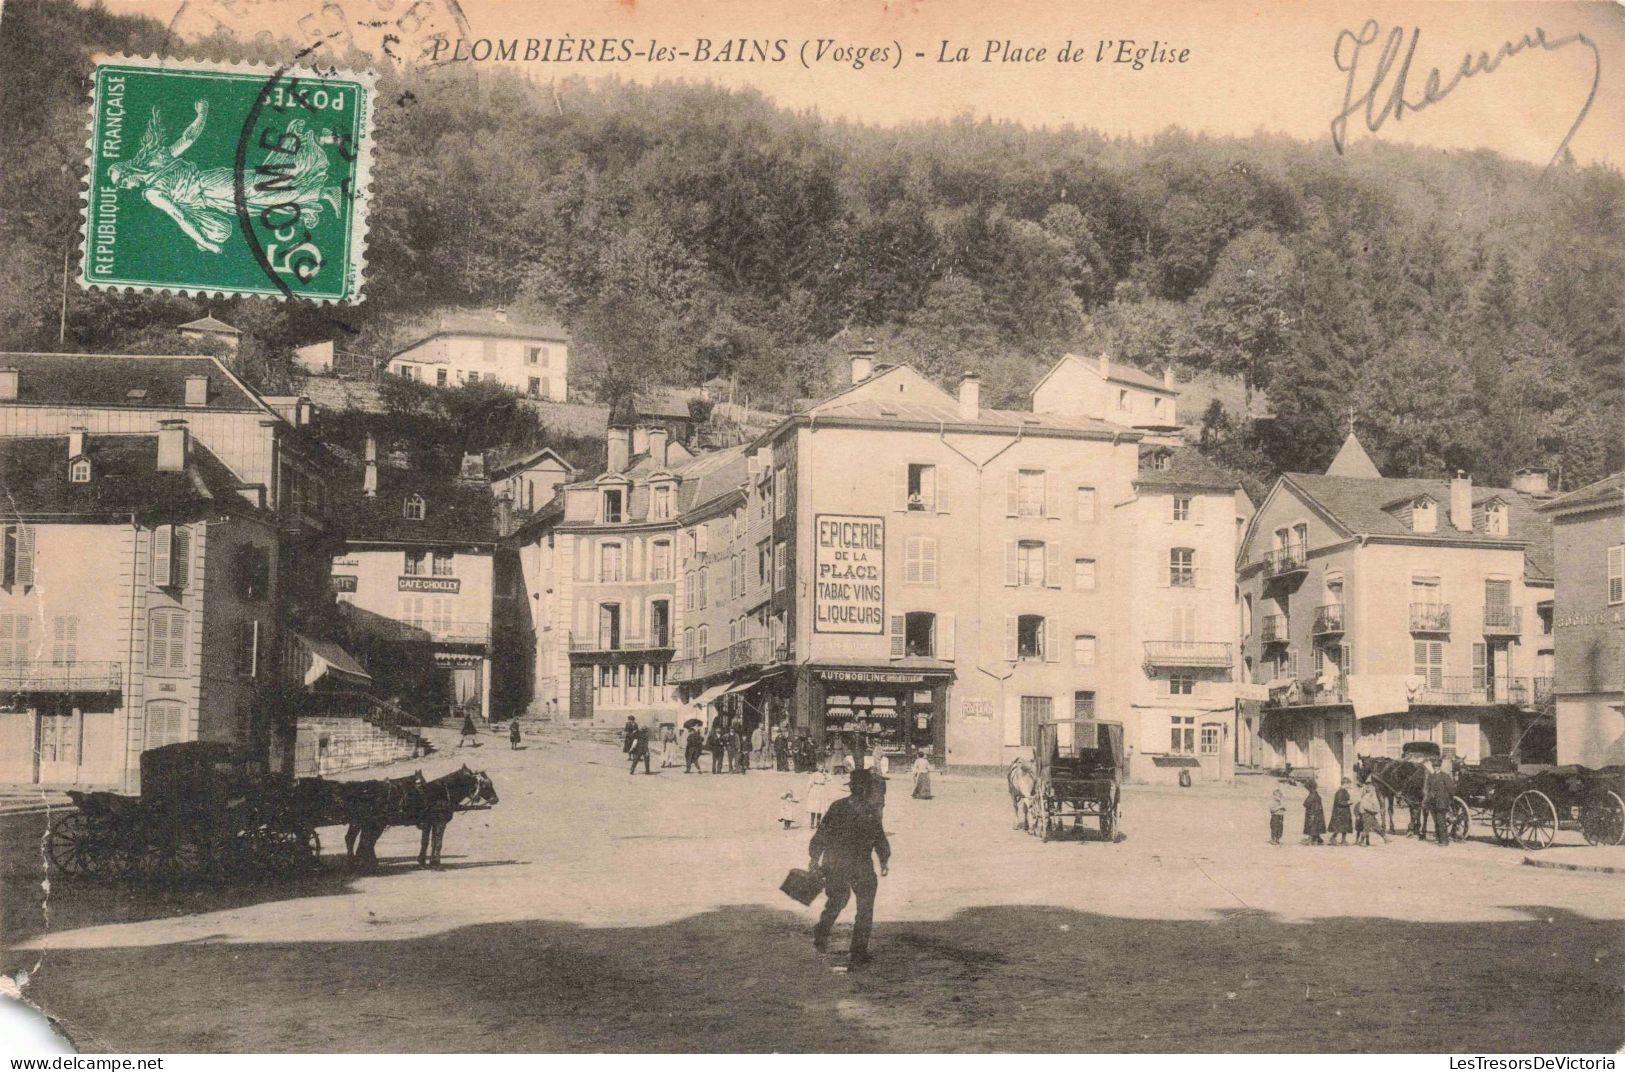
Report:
14,902,1624,1053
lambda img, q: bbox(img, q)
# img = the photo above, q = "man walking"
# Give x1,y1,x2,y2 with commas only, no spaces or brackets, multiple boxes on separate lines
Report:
809,768,891,968
684,725,704,773
1423,757,1456,846
628,725,652,776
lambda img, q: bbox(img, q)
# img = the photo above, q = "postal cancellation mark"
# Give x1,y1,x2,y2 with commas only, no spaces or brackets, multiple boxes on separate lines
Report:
79,56,374,302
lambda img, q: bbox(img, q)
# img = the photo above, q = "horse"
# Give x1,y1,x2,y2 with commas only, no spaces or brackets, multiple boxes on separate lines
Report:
1353,755,1429,837
1007,756,1036,831
345,765,498,870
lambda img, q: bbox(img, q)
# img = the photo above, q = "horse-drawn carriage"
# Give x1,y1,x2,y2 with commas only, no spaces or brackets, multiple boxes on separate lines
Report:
1021,719,1124,842
45,742,323,883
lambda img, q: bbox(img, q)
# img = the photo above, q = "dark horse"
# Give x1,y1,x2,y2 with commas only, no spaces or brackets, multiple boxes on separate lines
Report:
1353,755,1430,836
345,765,499,869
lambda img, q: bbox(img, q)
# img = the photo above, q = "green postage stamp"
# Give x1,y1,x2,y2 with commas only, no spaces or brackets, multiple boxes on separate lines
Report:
80,56,374,303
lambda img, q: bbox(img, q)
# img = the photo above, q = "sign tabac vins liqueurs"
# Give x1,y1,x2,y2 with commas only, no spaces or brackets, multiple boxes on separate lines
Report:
814,514,884,634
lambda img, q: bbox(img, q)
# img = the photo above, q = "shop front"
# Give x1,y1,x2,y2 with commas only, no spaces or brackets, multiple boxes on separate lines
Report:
801,663,953,773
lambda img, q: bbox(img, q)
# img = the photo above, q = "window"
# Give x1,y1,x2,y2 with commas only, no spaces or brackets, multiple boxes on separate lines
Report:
1241,594,1253,638
1170,606,1197,643
69,458,91,483
1200,724,1222,755
0,613,29,666
1017,470,1045,517
436,369,447,387
695,525,709,555
731,553,743,598
682,627,693,657
1169,673,1195,696
774,542,787,590
1413,640,1444,688
697,625,709,658
598,604,621,650
1471,642,1487,690
1148,452,1170,471
1486,501,1508,536
1610,545,1624,605
697,566,708,608
404,494,426,521
1170,715,1195,754
1073,690,1096,719
151,525,190,589
404,550,427,576
1172,496,1191,521
528,377,542,398
1075,486,1096,522
651,540,673,581
1019,696,1052,748
1017,615,1045,660
432,550,454,576
902,612,936,657
685,573,695,612
773,467,787,519
905,463,936,511
236,619,260,677
1169,547,1195,587
1,524,35,589
733,510,745,540
1413,498,1437,533
466,371,479,383
1153,396,1167,419
1074,558,1097,591
757,540,771,585
651,485,673,520
235,546,270,600
1074,634,1097,666
1016,540,1046,587
144,700,185,751
1117,388,1130,411
148,608,187,670
50,616,77,666
599,543,624,583
526,346,541,366
650,600,670,647
627,663,644,700
904,536,938,585
602,489,623,523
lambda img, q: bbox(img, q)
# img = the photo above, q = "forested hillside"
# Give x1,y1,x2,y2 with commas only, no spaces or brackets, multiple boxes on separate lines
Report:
2,0,1620,488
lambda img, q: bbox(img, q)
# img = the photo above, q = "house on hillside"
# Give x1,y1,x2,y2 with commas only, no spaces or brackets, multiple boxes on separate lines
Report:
386,311,570,400
489,445,578,517
177,313,242,353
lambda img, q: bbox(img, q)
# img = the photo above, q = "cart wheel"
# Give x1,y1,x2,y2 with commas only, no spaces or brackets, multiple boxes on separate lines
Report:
46,813,100,876
1510,789,1558,851
1448,796,1471,842
1581,791,1625,847
1490,808,1510,844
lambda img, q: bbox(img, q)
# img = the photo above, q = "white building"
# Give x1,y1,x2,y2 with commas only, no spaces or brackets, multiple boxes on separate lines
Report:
386,312,570,400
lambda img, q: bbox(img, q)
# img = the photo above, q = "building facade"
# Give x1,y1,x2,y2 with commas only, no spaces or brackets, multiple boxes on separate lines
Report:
386,313,570,400
1538,473,1625,767
1237,434,1556,789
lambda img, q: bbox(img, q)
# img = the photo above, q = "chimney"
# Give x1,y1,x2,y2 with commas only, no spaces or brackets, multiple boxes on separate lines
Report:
849,338,877,384
184,374,209,407
957,373,981,421
1512,467,1553,498
362,433,378,497
0,368,16,401
496,492,514,537
1163,367,1175,389
606,426,630,473
156,420,189,472
648,426,670,467
1450,470,1473,531
1100,354,1111,380
630,425,650,458
67,426,86,460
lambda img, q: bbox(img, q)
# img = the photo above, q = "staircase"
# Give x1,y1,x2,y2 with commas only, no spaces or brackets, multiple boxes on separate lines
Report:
294,693,429,777
520,718,624,748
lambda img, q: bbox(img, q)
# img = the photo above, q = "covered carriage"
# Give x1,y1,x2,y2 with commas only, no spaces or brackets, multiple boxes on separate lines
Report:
1027,719,1124,842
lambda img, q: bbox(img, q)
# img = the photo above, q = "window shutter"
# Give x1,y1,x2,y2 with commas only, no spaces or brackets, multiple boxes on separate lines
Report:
894,468,908,512
168,611,186,669
1004,616,1018,661
922,538,938,586
148,612,168,669
1005,472,1019,517
938,613,955,660
1045,542,1060,588
1044,617,1059,662
1004,701,1025,746
936,480,949,515
152,526,172,588
903,538,919,585
1195,548,1208,589
890,615,905,659
1045,472,1061,519
1004,541,1018,586
172,526,191,589
14,526,34,588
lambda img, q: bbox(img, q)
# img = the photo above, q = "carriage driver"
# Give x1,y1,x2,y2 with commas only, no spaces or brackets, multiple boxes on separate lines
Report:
809,768,891,967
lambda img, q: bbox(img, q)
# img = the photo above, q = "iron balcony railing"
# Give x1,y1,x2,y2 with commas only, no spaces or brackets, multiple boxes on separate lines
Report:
1409,603,1451,633
668,636,786,683
1483,606,1522,635
0,661,123,693
1263,544,1308,577
1143,641,1233,669
1312,604,1346,635
1265,677,1349,707
1260,614,1289,644
568,631,674,653
1534,676,1554,704
1411,675,1531,706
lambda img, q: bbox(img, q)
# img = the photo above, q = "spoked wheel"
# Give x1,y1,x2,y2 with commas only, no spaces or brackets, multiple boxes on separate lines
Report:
1581,791,1625,847
1490,809,1510,845
1448,797,1471,842
1510,789,1559,851
46,813,102,876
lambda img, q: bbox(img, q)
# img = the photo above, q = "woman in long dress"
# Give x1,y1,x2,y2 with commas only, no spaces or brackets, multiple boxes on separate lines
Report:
1328,778,1355,845
911,752,934,799
1302,779,1327,845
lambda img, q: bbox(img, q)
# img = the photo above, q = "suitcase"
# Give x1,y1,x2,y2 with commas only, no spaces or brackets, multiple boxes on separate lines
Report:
779,867,824,906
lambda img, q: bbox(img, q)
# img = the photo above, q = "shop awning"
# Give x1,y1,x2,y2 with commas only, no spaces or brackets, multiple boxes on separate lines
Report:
297,633,372,688
720,676,760,697
688,682,731,708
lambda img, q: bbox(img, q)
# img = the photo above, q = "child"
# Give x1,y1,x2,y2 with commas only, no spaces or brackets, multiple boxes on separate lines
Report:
1268,783,1286,845
805,769,830,829
1357,777,1388,845
1302,779,1327,845
778,791,800,829
1328,777,1355,846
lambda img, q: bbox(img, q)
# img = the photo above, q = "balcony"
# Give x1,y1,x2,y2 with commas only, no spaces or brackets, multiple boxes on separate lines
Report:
366,620,491,646
1263,544,1308,579
668,636,786,684
1409,603,1451,633
1143,641,1233,670
1312,603,1346,636
1265,677,1349,708
0,661,123,694
1482,606,1522,636
1260,614,1289,645
568,632,674,653
1411,675,1531,707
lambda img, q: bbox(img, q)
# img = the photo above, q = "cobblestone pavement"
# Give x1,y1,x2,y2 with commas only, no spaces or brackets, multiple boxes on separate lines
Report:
3,730,1622,1053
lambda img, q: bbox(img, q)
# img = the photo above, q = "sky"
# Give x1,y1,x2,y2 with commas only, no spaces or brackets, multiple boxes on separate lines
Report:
117,0,1625,168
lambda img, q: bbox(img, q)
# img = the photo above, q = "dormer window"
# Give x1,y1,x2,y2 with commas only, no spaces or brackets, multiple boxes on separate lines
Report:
404,494,426,521
1486,501,1508,536
1147,451,1170,471
650,484,673,520
68,458,91,483
603,488,624,523
1412,498,1436,533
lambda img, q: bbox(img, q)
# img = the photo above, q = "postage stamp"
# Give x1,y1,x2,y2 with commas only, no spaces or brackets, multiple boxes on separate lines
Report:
79,55,374,303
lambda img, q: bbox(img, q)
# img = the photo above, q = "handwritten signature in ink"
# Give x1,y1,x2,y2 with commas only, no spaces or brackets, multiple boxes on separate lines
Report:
1331,21,1600,168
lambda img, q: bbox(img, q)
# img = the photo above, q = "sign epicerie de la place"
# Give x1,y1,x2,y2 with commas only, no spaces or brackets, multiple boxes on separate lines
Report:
814,514,884,634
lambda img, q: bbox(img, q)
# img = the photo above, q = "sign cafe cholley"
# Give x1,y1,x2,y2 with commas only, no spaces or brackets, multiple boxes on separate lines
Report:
814,515,884,634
